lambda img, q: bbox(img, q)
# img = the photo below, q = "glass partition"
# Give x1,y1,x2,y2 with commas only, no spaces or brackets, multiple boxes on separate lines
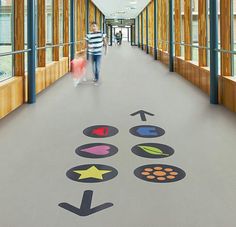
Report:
46,0,53,63
0,0,13,81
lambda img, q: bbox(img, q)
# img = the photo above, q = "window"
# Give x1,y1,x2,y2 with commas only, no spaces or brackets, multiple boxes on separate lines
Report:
181,0,184,57
0,0,13,81
192,0,198,62
233,0,236,75
46,0,53,63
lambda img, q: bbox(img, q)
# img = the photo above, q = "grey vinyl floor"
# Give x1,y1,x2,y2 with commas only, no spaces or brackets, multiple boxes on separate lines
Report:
1,43,236,227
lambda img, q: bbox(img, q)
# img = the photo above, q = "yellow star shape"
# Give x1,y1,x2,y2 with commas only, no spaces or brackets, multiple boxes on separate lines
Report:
73,166,112,180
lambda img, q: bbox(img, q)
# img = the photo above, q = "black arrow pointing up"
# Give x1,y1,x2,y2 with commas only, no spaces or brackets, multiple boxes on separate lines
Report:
59,190,113,217
130,110,155,121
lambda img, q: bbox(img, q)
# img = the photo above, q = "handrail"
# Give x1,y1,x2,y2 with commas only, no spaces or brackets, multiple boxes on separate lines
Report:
0,40,85,57
36,40,84,50
0,49,31,57
215,48,236,55
174,42,210,50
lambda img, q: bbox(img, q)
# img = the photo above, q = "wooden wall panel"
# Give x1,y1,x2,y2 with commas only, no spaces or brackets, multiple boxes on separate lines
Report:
59,57,69,77
76,0,86,51
157,0,162,49
162,0,167,51
14,0,25,77
139,15,142,47
184,0,192,60
175,0,181,56
97,10,101,29
160,50,169,65
199,67,210,95
53,0,60,61
35,68,46,94
76,0,81,52
89,1,95,25
220,0,232,76
82,0,86,49
198,0,207,67
63,0,69,57
143,9,147,46
221,77,236,111
0,78,24,119
38,0,46,67
148,1,154,48
45,62,57,87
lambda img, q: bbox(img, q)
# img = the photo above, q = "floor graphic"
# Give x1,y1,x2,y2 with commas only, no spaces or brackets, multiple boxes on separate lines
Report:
130,110,155,121
66,164,118,183
59,190,113,217
76,143,118,158
83,125,119,138
129,125,165,138
134,164,186,183
60,110,186,217
131,143,174,159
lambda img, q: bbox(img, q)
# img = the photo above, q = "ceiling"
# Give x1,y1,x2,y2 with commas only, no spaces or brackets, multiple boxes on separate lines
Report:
92,0,151,19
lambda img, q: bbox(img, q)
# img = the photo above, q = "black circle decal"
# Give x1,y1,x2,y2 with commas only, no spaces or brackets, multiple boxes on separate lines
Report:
75,143,118,158
129,125,165,138
83,125,119,138
66,164,118,183
134,164,186,183
131,143,174,159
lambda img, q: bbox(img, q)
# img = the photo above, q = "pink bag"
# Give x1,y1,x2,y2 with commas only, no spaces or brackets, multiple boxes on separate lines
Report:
70,57,87,79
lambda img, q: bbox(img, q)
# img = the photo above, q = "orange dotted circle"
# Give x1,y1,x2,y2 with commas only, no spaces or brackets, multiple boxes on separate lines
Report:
141,172,151,176
141,165,181,182
153,171,167,177
157,177,166,181
165,168,173,172
147,175,155,180
144,168,153,172
154,167,163,171
167,175,176,180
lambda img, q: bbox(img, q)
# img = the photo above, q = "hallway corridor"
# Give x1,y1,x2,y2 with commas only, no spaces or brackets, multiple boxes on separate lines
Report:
1,44,236,227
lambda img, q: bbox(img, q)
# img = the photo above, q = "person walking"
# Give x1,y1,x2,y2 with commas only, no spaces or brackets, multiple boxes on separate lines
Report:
86,22,107,83
119,30,123,45
115,32,121,45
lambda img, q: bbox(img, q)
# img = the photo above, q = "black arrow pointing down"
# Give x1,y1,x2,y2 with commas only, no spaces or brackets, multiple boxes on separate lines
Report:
130,110,155,121
59,190,113,217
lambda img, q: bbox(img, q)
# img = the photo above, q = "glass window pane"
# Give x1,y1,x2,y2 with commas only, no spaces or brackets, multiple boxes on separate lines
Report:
0,0,13,81
46,0,53,63
181,0,184,57
234,0,236,75
192,0,198,62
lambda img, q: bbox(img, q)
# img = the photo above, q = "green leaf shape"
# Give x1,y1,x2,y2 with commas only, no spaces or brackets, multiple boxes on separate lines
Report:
138,146,169,156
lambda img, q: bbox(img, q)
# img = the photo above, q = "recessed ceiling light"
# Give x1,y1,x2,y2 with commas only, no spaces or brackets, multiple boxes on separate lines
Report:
117,11,126,14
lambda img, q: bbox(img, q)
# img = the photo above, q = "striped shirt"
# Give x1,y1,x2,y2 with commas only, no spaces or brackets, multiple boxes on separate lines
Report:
86,32,106,56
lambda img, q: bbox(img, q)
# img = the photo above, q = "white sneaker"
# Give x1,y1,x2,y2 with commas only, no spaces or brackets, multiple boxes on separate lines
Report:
73,79,80,87
82,77,87,82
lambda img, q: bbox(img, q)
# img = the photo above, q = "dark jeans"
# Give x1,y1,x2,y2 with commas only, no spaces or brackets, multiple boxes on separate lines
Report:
91,55,102,80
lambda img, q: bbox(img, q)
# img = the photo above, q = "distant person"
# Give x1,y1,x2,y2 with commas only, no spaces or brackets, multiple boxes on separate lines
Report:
115,32,121,45
86,22,108,83
119,31,123,45
115,31,122,46
115,32,120,45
